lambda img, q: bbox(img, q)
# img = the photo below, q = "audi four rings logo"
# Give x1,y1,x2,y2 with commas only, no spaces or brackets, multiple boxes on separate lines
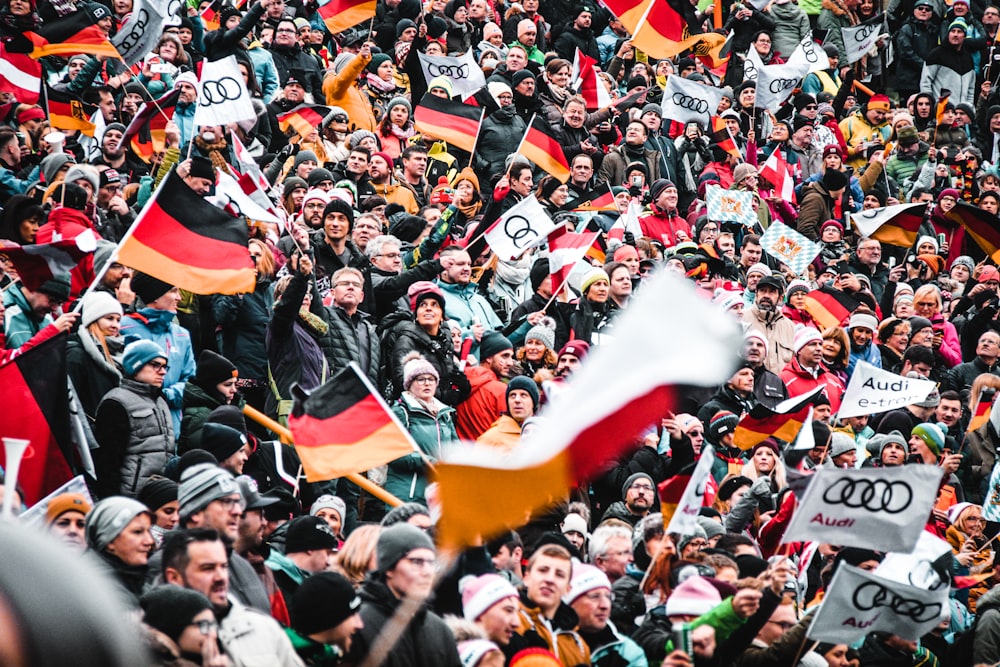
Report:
199,77,243,106
428,63,469,79
854,22,877,42
801,42,819,63
768,78,797,93
852,582,942,623
671,92,708,113
822,478,912,514
117,8,149,51
503,215,537,249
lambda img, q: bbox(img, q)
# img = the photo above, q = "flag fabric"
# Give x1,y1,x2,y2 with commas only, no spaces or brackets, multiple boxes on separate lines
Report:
317,0,377,34
230,132,281,225
33,12,118,58
288,363,418,481
209,170,284,225
0,41,41,105
841,14,885,64
662,74,725,127
483,195,556,261
571,49,614,110
706,185,756,228
117,169,256,295
759,147,796,203
603,0,726,59
783,464,943,551
754,60,810,112
416,52,486,100
733,386,824,450
758,221,820,276
433,273,742,549
194,55,257,127
803,284,860,329
662,446,716,535
784,33,831,73
43,85,97,135
548,225,601,293
808,564,948,643
277,104,332,141
790,406,815,450
78,108,106,163
876,531,953,591
850,202,927,247
567,187,617,212
838,362,938,419
0,333,75,505
199,1,221,30
0,232,96,292
970,390,1000,433
935,93,951,127
691,29,733,68
112,0,168,65
608,200,644,244
124,89,178,163
946,201,1000,262
518,116,571,182
413,93,484,153
709,116,741,159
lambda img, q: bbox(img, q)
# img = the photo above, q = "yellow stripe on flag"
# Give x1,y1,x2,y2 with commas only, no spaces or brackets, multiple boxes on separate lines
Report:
294,420,416,482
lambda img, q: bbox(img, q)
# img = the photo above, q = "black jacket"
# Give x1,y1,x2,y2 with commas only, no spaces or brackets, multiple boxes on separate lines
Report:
321,305,380,385
386,319,471,406
310,231,375,315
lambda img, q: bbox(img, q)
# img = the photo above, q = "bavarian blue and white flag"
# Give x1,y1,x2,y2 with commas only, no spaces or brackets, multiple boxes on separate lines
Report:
758,221,819,277
706,186,756,228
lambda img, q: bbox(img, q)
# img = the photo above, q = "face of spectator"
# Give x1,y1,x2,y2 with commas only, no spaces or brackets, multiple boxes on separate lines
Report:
851,326,873,348
506,48,527,72
936,398,961,427
385,547,436,600
274,21,298,47
477,597,520,645
442,250,472,284
564,102,586,128
105,513,154,566
523,554,572,615
284,80,305,103
574,10,591,29
948,26,966,46
50,511,88,550
571,586,612,632
177,81,198,104
167,539,230,609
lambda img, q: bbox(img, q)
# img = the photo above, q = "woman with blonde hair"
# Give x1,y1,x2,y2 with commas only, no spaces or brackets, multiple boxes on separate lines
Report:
740,440,787,494
947,503,993,611
67,291,124,423
913,283,962,367
333,524,381,588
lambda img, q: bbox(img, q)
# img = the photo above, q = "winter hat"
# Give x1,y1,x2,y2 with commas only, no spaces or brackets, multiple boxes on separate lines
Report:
45,493,92,524
200,423,247,462
947,502,976,525
714,290,744,313
137,476,178,513
911,422,946,456
822,168,849,191
381,502,430,527
302,188,330,210
84,497,151,552
402,352,439,389
622,472,654,498
828,432,857,459
897,126,919,147
178,464,239,520
407,280,446,311
524,318,556,351
195,349,238,387
743,329,769,354
367,52,391,73
664,575,722,618
219,4,242,24
708,411,739,442
427,75,454,99
487,81,513,104
480,331,513,360
462,573,519,621
677,524,708,551
122,340,167,377
696,516,725,540
507,375,539,409
79,291,123,329
563,563,612,604
580,267,610,295
649,178,674,202
717,476,752,502
733,163,758,185
39,153,75,184
558,339,590,361
512,69,534,87
459,640,503,667
792,115,812,132
131,272,173,305
377,523,435,572
65,164,99,193
283,177,308,196
307,168,335,188
140,587,212,643
386,96,411,115
793,326,823,353
292,572,361,635
848,313,878,332
746,262,771,278
786,280,811,299
949,16,968,33
323,198,355,227
174,71,198,90
952,256,976,275
752,438,781,458
32,271,71,302
310,495,347,523
820,219,844,235
916,235,940,253
294,150,319,168
285,515,339,553
561,513,589,538
348,129,378,148
483,21,502,39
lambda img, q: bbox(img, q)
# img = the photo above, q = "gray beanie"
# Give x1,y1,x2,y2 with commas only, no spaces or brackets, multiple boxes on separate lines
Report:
64,164,99,193
377,523,435,572
828,433,856,460
349,129,378,149
178,464,239,520
84,497,151,552
696,516,725,540
294,150,319,168
524,317,556,351
952,255,975,275
622,472,654,498
39,153,74,185
677,524,708,551
381,502,430,527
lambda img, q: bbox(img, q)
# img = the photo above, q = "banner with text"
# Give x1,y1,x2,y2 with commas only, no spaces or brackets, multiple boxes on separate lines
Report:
838,361,937,418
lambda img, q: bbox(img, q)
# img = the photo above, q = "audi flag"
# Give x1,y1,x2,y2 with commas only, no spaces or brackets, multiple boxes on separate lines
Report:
416,51,486,100
782,465,944,552
754,59,811,112
784,32,831,74
837,361,937,419
842,13,885,65
113,0,168,65
194,55,256,128
483,195,556,261
808,564,948,643
850,202,927,248
662,74,725,128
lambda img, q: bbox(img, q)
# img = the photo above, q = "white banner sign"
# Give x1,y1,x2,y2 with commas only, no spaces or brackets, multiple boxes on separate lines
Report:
194,55,257,128
666,444,716,535
785,33,831,74
782,465,943,552
417,51,486,99
876,531,953,591
662,74,725,128
808,564,948,644
842,14,885,64
483,195,556,260
838,361,937,418
113,0,168,65
754,59,810,112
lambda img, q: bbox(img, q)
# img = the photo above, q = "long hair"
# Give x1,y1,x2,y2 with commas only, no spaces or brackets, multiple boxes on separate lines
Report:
822,326,850,367
332,524,381,588
969,373,1000,414
88,321,115,366
249,238,275,279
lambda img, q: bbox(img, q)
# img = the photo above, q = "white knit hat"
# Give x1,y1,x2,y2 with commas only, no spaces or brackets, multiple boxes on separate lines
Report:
793,326,823,353
848,313,879,332
563,563,611,604
80,291,123,329
746,262,772,278
461,574,518,621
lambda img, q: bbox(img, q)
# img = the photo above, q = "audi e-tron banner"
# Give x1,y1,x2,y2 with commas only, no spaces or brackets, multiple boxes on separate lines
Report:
842,14,885,65
661,74,724,128
113,0,168,65
837,361,937,419
808,564,948,643
417,51,486,100
782,465,943,552
194,55,256,128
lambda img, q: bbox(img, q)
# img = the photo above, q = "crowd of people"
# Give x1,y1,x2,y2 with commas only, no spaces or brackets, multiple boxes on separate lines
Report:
10,0,1000,663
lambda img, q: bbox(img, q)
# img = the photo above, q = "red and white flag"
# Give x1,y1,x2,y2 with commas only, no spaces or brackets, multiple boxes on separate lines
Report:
571,49,613,110
0,43,42,105
608,200,644,244
230,132,283,230
0,231,96,292
548,225,600,293
759,147,796,203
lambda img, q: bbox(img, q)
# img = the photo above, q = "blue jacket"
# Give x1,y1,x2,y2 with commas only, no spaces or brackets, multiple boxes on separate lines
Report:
436,279,502,356
0,164,29,199
247,43,280,102
121,307,196,437
173,101,197,147
586,622,649,667
848,340,882,379
2,285,50,349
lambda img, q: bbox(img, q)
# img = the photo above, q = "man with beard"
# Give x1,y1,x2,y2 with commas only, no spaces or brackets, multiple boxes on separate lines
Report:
93,122,148,182
160,529,304,666
369,151,419,213
742,330,788,409
298,189,329,230
743,275,795,373
600,472,656,526
233,476,286,624
94,169,134,242
0,129,29,197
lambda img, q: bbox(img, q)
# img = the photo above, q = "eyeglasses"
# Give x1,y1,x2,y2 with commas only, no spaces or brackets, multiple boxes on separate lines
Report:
377,252,402,259
768,620,796,630
216,496,245,510
147,360,169,372
412,375,437,383
189,620,218,635
685,539,707,548
404,556,435,569
583,590,615,602
630,483,655,492
335,280,363,288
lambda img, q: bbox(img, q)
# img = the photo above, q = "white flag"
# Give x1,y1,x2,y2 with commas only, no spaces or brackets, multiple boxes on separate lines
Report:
18,475,93,528
483,195,556,260
743,46,764,82
785,33,831,74
790,406,815,450
194,55,256,128
782,465,943,552
666,445,716,535
417,51,486,100
838,361,937,419
842,14,885,64
209,170,283,225
754,60,810,112
113,0,168,65
662,74,725,128
808,564,948,644
78,108,105,163
877,531,953,590
850,202,927,239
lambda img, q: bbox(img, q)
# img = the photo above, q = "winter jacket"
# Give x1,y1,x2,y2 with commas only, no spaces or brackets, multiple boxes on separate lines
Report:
885,142,931,191
473,104,527,182
66,330,123,423
768,1,811,59
964,420,999,503
2,284,51,350
309,231,374,307
698,385,756,422
946,357,1000,400
817,0,853,57
475,414,522,453
436,279,503,356
896,17,939,94
269,42,323,98
455,365,507,440
580,623,648,667
839,110,892,170
600,142,661,189
848,340,882,378
921,43,977,108
94,378,174,498
554,26,600,62
371,260,443,322
320,304,379,385
213,281,274,381
743,306,796,374
974,582,1000,663
247,41,280,102
780,356,846,412
387,319,471,406
322,53,377,133
796,180,840,240
388,393,457,505
179,380,245,452
510,592,591,667
218,600,305,667
345,576,462,667
637,206,690,246
202,0,265,59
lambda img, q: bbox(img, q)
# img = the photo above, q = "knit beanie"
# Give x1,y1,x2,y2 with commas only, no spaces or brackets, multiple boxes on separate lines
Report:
137,476,178,512
367,52,391,73
386,96,411,115
122,340,167,377
717,476,752,502
696,515,725,540
461,573,519,621
733,163,757,185
178,464,239,520
310,494,347,523
36,273,72,300
140,587,212,643
64,164,99,193
294,150,319,168
822,168,849,191
911,422,946,456
622,472,654,498
80,291,123,329
323,198,355,228
793,326,823,353
200,423,248,462
524,318,556,351
708,411,739,442
283,176,308,196
195,349,238,387
848,313,878,332
407,280,446,311
507,375,539,409
459,640,503,667
84,497,150,552
44,493,92,524
746,262,771,278
677,524,708,551
580,267,610,295
285,515,339,553
376,523,435,572
292,572,362,635
828,432,857,459
479,331,513,360
664,575,722,617
402,352,439,389
380,502,430,527
130,272,174,305
563,563,611,604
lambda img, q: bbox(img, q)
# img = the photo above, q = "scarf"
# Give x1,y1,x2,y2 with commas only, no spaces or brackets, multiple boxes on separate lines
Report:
366,72,397,93
456,198,481,220
391,123,415,141
80,330,124,383
495,256,532,286
194,134,232,176
545,79,569,105
0,8,38,30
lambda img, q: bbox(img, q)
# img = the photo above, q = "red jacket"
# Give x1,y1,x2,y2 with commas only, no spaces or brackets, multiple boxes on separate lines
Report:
780,356,845,412
455,365,507,440
638,206,691,246
35,206,102,299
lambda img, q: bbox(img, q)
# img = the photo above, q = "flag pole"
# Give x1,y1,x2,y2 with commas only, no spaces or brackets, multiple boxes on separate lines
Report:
467,107,485,169
540,269,574,314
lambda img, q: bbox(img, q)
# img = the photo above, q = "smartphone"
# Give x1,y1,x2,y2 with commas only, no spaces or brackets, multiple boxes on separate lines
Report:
631,175,642,188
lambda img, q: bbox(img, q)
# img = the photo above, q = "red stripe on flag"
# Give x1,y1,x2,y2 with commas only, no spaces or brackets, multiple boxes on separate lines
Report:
130,200,252,271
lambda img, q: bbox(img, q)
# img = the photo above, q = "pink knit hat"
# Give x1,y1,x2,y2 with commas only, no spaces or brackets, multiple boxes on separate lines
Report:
461,574,519,621
664,575,722,618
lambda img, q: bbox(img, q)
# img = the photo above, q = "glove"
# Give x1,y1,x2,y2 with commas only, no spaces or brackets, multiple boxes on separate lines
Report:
623,231,636,246
276,142,300,162
751,475,772,499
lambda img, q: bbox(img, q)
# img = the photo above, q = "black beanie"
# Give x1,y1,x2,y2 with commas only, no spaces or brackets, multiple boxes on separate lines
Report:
323,198,355,230
195,349,238,387
200,423,247,462
130,272,173,305
822,168,849,191
293,572,361,635
141,587,212,642
137,475,178,512
389,213,425,243
530,257,550,291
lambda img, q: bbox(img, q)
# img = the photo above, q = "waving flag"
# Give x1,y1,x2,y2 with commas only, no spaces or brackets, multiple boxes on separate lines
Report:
0,41,41,104
733,386,824,450
33,12,118,58
608,200,643,244
318,0,377,34
662,446,716,535
841,14,884,65
230,132,280,221
517,115,571,182
194,55,257,127
850,202,927,247
417,52,486,100
758,221,819,277
709,116,741,159
209,170,283,225
969,389,997,433
483,195,556,261
0,232,96,293
124,89,178,163
277,104,332,141
113,0,168,65
571,49,613,110
759,147,795,203
803,284,860,330
785,33,831,74
838,362,937,419
946,201,1000,262
603,0,726,59
567,187,617,212
548,226,601,293
413,93,484,153
662,74,725,127
43,85,97,136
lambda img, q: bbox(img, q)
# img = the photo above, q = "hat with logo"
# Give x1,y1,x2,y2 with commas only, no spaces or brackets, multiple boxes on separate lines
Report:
200,423,247,463
178,464,239,520
563,563,611,604
285,515,339,553
558,339,590,361
793,326,823,353
461,573,519,621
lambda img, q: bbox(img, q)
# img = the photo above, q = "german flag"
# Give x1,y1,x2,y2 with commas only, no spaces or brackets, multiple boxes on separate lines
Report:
33,12,118,58
200,1,221,30
850,202,927,248
692,29,733,68
733,386,824,450
947,202,1000,262
603,0,725,59
803,284,860,330
518,115,571,182
935,94,950,129
277,103,331,141
413,93,484,153
658,472,690,531
968,390,994,433
43,85,96,136
318,0,377,35
579,217,608,264
124,89,178,164
568,186,617,212
117,169,256,295
709,115,741,159
288,363,417,482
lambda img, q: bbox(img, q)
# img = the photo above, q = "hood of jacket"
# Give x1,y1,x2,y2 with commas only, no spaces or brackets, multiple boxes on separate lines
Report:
465,364,500,392
130,307,177,334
